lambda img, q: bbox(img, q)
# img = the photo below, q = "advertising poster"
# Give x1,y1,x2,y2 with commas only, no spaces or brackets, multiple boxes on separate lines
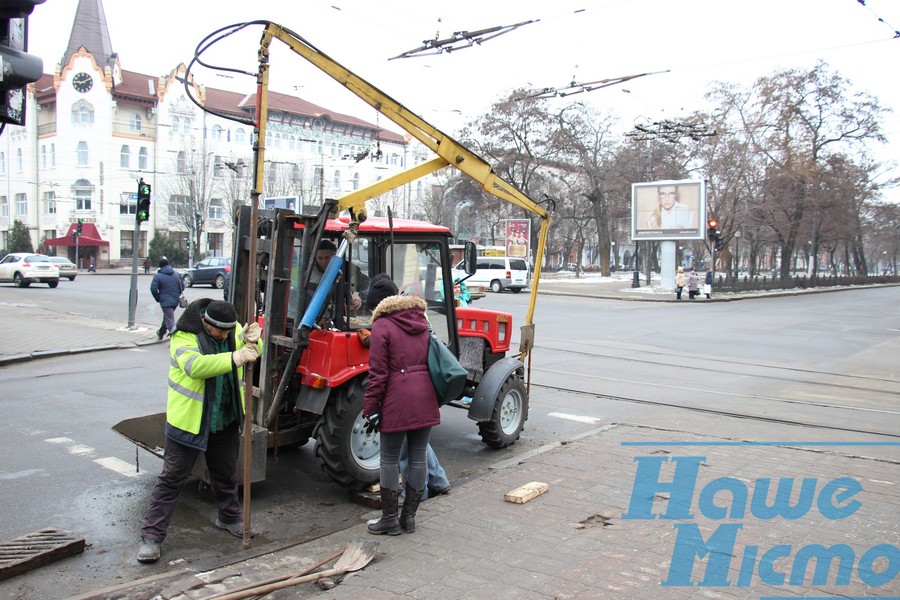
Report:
505,218,531,259
632,180,706,241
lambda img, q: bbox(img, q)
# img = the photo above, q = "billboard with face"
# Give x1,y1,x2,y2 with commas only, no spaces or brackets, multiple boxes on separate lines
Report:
631,180,706,241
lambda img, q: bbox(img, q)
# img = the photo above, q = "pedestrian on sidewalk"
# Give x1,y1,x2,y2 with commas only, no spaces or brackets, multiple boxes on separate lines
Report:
675,266,686,300
136,299,261,564
704,268,713,299
362,273,440,535
687,268,700,300
143,258,151,275
151,258,183,340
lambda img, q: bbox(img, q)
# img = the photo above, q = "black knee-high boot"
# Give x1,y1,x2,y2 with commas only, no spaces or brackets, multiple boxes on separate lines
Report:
368,487,401,536
400,483,423,533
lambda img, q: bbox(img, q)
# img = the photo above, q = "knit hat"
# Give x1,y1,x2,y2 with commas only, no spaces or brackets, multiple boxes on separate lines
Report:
365,273,399,310
317,238,337,253
203,300,238,330
159,258,169,268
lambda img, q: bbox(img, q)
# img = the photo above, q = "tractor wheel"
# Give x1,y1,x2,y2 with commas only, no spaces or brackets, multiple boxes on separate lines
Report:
313,375,380,489
490,279,503,293
13,273,30,288
478,373,527,448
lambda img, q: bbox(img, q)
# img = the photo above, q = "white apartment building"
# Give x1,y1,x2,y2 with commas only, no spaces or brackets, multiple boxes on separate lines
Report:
0,0,430,267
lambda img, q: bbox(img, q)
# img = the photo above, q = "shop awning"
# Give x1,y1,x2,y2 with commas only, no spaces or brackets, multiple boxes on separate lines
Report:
44,222,110,247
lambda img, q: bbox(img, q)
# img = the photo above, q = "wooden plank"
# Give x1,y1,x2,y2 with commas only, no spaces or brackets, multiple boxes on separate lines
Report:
0,528,85,581
504,481,549,504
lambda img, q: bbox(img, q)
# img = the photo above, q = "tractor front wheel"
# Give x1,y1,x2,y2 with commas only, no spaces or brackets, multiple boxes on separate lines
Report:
478,373,527,448
313,376,380,489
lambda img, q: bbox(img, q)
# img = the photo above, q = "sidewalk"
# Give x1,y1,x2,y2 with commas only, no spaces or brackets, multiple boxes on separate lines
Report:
75,423,900,599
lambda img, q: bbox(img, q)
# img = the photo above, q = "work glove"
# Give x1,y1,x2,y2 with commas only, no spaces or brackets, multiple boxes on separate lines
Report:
232,343,259,367
363,412,380,434
357,328,371,348
242,322,262,344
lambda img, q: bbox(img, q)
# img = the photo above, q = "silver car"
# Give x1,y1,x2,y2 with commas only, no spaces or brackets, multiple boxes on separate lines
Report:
49,256,78,281
0,253,60,288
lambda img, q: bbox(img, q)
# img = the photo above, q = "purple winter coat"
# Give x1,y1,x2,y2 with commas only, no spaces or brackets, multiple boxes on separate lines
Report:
363,295,440,433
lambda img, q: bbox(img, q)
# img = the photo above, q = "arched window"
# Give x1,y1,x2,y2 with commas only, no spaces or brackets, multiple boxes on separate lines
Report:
176,151,187,173
73,179,93,211
76,142,89,167
235,128,246,143
120,145,130,168
72,100,94,125
130,114,142,132
212,124,223,140
138,147,148,170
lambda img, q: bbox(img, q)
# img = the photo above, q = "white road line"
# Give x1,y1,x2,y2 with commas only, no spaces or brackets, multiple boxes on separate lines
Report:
547,412,602,425
45,437,95,456
93,457,141,478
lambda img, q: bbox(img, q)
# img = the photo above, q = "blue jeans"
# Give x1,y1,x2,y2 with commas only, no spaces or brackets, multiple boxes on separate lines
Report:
400,441,449,500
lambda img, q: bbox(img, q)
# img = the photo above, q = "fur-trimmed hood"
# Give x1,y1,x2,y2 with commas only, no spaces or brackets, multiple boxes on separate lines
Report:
371,295,429,336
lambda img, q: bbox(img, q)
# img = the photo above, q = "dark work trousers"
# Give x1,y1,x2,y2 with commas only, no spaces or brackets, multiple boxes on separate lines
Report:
141,422,242,543
379,427,431,493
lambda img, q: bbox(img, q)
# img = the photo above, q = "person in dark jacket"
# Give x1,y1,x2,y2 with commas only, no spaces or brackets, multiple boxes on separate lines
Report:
362,273,440,535
151,258,184,340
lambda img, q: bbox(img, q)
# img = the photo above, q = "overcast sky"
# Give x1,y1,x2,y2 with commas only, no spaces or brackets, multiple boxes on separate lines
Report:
29,0,900,201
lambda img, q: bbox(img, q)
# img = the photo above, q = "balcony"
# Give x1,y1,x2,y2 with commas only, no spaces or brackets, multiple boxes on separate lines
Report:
38,123,57,136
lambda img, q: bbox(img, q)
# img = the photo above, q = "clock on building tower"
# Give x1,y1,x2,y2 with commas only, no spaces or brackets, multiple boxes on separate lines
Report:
72,72,93,93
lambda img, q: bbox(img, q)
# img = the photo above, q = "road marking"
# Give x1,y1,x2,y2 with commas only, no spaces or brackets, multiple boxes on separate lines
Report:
0,469,48,480
93,457,141,478
547,412,602,424
44,437,95,456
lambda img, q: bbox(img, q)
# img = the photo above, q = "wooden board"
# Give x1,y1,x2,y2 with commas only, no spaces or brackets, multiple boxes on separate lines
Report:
0,528,85,581
504,481,549,504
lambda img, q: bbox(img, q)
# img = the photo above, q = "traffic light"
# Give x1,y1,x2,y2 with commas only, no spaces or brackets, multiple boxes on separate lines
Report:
71,231,77,244
185,239,190,250
136,180,151,222
707,218,719,240
0,2,45,126
76,218,83,236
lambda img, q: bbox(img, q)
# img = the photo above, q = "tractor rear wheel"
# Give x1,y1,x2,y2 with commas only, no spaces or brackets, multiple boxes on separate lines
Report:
313,375,380,489
478,373,527,447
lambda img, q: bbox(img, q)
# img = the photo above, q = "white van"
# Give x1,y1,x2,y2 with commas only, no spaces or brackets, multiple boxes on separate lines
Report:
453,256,529,293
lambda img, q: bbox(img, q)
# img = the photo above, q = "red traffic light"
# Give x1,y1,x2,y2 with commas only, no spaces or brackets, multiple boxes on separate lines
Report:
707,218,718,228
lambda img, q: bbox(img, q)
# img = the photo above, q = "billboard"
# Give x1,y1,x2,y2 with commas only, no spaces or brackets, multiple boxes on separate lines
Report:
631,180,706,241
505,219,531,259
263,196,300,212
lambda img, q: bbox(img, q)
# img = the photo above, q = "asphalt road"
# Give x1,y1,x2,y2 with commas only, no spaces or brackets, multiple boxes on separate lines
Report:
0,280,897,599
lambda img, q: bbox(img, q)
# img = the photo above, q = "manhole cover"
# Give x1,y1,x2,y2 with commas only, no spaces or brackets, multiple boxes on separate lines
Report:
0,528,85,581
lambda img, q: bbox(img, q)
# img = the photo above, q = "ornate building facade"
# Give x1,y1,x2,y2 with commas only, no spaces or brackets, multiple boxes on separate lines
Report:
0,0,426,266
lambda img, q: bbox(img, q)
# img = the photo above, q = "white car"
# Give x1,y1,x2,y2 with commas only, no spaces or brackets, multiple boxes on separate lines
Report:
0,253,60,288
49,256,78,281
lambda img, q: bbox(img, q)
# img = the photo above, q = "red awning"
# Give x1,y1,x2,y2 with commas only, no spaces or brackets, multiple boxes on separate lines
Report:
45,222,110,247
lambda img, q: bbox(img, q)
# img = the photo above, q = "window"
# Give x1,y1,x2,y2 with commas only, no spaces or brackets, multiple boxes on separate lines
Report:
0,152,5,173
120,192,136,215
50,144,55,168
208,198,224,220
77,141,89,167
41,146,46,169
235,128,245,144
212,124,222,140
14,193,26,216
74,179,93,211
273,133,281,148
170,194,190,218
214,156,223,177
16,149,22,172
353,172,360,190
332,169,341,191
72,100,94,125
183,118,191,134
130,114,142,132
138,147,148,170
120,145,130,168
43,191,56,214
120,230,133,255
0,196,7,217
172,116,181,133
292,164,301,182
176,151,186,173
330,142,337,157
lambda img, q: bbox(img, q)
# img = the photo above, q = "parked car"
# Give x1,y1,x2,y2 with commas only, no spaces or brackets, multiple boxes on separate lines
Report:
182,257,232,288
453,256,528,293
49,256,77,281
0,253,60,288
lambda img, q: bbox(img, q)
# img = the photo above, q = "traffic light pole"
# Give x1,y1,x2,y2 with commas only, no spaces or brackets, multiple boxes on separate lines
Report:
127,220,140,329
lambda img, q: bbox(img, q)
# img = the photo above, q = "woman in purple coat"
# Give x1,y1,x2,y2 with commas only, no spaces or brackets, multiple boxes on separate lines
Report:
363,273,440,535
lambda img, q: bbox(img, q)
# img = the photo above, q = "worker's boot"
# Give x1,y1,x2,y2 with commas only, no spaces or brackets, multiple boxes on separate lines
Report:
400,482,423,533
368,487,401,536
